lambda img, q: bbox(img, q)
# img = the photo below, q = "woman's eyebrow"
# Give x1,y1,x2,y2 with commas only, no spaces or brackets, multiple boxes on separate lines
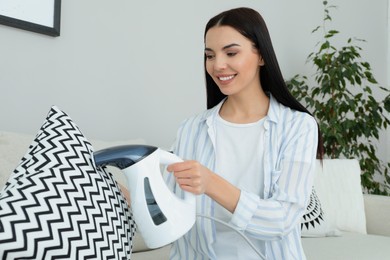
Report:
222,43,240,50
204,43,241,52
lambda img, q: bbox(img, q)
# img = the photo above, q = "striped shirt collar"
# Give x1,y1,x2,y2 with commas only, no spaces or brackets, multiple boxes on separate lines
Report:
201,94,280,125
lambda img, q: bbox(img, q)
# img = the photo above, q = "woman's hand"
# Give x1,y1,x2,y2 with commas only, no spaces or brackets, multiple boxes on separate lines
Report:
167,160,212,195
118,183,131,206
167,160,241,213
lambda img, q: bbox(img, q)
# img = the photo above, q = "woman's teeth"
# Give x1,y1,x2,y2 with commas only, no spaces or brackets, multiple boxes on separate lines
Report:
219,75,235,81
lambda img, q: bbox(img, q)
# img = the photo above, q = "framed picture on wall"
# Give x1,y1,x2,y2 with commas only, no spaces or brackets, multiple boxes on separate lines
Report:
0,0,61,37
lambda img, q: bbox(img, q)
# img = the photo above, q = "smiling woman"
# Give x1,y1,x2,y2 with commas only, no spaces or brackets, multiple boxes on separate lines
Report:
0,0,61,36
162,7,323,260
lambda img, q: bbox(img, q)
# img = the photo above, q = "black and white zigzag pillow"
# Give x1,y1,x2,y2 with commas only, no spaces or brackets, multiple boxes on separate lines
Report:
301,188,325,235
0,106,135,260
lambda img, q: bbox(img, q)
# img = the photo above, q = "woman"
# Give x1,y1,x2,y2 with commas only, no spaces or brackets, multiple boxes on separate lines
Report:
164,7,323,260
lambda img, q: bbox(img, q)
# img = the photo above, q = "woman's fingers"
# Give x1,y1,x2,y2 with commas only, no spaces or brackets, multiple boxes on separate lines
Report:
167,160,198,173
118,183,131,206
167,160,210,195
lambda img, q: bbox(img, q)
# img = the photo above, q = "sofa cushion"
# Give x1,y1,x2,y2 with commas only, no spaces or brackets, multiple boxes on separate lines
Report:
0,106,135,259
313,159,367,234
364,194,390,236
0,131,35,189
302,232,390,260
131,244,171,260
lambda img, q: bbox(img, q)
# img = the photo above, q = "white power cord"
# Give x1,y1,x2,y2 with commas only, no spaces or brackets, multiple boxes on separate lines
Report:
196,214,266,259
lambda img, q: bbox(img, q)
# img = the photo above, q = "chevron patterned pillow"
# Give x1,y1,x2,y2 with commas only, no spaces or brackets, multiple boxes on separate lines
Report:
301,188,326,235
0,106,135,259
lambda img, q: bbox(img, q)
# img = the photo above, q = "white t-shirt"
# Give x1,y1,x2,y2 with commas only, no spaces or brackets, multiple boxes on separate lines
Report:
214,112,266,259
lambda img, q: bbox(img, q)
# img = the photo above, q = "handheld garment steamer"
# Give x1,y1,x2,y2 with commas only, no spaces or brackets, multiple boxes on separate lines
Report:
94,145,196,249
94,145,265,259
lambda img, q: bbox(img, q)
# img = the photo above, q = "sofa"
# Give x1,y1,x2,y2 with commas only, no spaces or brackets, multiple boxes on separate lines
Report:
1,130,390,260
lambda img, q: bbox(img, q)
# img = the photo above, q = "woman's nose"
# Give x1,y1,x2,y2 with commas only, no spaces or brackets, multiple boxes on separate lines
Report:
213,56,227,70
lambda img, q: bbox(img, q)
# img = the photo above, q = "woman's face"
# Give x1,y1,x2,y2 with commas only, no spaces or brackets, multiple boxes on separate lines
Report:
204,26,263,97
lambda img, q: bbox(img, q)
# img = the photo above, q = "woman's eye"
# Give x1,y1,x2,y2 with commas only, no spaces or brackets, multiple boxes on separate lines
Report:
205,54,214,60
227,52,237,57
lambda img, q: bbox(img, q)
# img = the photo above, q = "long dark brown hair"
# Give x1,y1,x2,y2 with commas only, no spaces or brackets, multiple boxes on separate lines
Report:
204,7,324,158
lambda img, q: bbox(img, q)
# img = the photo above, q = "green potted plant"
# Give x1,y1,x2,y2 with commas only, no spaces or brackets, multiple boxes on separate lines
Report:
286,1,390,195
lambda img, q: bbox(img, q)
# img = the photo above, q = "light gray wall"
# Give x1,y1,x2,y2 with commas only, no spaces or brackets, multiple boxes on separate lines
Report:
1,0,389,161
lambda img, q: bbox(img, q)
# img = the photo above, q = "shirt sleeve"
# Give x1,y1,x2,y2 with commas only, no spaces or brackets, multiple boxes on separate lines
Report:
229,113,319,241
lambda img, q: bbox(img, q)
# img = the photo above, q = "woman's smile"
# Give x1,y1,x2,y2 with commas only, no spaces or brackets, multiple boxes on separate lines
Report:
217,74,236,84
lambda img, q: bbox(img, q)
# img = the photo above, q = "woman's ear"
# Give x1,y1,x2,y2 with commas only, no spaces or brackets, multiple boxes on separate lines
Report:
259,56,265,66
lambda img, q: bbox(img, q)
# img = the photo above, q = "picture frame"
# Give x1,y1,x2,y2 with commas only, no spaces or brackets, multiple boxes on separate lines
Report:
0,0,61,37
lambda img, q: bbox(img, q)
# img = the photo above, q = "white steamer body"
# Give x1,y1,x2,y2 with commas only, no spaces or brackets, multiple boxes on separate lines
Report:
94,145,196,249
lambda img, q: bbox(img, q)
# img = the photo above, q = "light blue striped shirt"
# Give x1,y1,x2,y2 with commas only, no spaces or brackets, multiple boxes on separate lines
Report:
164,95,318,259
